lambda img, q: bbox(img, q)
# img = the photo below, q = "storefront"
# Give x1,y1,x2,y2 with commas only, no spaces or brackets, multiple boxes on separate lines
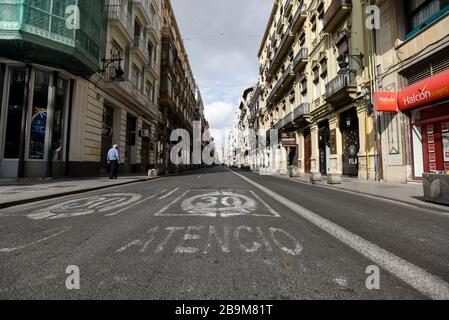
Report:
340,108,359,177
318,122,330,176
0,63,72,178
376,68,449,178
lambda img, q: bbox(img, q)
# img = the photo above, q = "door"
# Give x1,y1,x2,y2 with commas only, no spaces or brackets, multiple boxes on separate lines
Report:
319,126,329,175
422,120,449,172
304,129,311,173
101,105,114,174
341,109,360,177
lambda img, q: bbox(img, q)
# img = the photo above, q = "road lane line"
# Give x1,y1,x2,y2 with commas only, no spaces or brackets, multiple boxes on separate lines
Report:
158,188,180,200
155,191,190,216
105,190,167,217
0,226,72,253
229,169,449,300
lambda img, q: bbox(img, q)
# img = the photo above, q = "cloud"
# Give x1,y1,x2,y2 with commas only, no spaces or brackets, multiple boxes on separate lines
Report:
170,0,273,150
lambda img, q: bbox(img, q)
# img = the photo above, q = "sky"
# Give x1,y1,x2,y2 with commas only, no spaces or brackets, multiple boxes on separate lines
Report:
171,0,273,154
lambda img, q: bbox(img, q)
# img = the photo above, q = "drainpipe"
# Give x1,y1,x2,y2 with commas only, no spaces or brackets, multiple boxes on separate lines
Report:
18,65,32,178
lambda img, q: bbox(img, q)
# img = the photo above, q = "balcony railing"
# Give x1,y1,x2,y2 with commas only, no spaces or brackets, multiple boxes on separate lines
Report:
292,2,308,32
323,0,352,32
107,5,133,39
284,0,293,17
292,47,308,71
293,102,310,120
325,71,355,97
147,17,161,40
132,37,150,61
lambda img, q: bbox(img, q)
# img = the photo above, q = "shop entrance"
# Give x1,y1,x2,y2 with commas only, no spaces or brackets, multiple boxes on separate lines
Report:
340,109,359,177
319,123,330,175
420,106,449,173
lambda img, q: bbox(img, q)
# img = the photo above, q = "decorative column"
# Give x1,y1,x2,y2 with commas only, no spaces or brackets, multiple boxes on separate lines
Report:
280,145,288,175
328,113,342,184
296,130,304,174
357,104,376,180
310,124,321,181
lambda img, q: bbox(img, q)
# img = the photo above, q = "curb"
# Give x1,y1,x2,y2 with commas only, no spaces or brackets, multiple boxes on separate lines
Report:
0,176,164,210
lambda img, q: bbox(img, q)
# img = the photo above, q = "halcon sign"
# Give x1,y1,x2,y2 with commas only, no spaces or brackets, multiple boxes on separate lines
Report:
375,69,449,112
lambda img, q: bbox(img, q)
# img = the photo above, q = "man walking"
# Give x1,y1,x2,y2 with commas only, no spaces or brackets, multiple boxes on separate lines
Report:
107,144,120,179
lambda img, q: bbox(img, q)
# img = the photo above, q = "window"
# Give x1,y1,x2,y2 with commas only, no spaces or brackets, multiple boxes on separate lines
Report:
405,0,449,38
52,78,68,161
29,70,50,160
131,64,140,89
317,3,325,32
4,67,26,159
313,67,320,99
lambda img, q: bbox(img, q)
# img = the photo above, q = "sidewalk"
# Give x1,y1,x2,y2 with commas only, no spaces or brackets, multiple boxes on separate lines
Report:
0,175,161,209
288,174,449,213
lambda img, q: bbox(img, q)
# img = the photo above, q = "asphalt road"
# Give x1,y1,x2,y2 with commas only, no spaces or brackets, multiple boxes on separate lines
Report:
1,166,448,299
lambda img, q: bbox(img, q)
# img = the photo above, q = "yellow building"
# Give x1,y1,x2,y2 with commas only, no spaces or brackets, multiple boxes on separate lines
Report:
257,0,376,183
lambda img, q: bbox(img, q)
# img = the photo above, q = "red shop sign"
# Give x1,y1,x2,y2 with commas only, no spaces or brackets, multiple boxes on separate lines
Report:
374,92,398,112
398,69,449,111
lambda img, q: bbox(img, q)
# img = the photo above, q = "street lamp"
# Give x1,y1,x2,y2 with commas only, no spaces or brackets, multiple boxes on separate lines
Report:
337,53,365,70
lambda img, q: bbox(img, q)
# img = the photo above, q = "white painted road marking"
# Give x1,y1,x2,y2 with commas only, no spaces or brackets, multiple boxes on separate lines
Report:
106,190,168,216
155,189,281,218
28,193,142,220
0,226,71,253
228,169,449,300
158,188,180,200
116,225,302,256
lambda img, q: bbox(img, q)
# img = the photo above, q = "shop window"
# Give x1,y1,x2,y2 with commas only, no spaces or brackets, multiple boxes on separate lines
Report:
29,70,50,160
4,67,26,159
52,78,68,161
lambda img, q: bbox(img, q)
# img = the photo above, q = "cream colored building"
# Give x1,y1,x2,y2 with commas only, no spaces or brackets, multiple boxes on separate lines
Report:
255,0,376,183
71,0,162,176
373,0,449,183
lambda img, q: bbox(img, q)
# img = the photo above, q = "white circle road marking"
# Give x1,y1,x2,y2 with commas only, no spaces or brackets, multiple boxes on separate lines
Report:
181,191,257,217
27,193,142,220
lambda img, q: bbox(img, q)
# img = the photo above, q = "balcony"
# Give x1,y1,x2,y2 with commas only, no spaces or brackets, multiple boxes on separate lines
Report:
276,16,285,34
292,2,308,32
284,0,293,17
267,65,295,105
269,28,295,74
132,0,151,23
107,5,133,43
131,37,150,64
144,59,159,79
325,71,357,105
293,102,310,126
292,47,308,72
147,17,161,43
323,0,352,33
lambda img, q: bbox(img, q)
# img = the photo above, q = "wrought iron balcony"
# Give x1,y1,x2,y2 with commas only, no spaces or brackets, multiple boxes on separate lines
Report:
108,5,133,41
292,2,308,32
325,71,357,104
269,27,295,74
292,47,308,72
293,102,310,124
284,0,293,17
267,65,295,105
323,0,352,32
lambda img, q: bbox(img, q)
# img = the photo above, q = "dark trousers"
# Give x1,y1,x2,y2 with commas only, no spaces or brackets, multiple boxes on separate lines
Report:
110,160,119,179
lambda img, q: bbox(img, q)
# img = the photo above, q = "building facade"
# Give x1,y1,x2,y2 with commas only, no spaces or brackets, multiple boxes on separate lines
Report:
158,0,202,173
374,0,449,183
254,0,375,183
